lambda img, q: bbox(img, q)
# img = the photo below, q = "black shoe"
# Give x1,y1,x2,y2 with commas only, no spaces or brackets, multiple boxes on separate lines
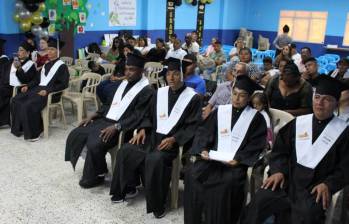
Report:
111,195,124,203
153,210,166,219
79,176,104,189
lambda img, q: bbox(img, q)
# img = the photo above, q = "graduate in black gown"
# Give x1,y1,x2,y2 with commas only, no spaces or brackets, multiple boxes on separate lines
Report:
242,75,349,224
184,75,267,224
0,42,36,127
65,53,154,188
109,57,202,218
10,38,69,141
0,38,9,71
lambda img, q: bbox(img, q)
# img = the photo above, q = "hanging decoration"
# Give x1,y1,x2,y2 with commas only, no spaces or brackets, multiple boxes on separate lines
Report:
13,0,48,37
165,0,176,42
196,1,205,45
43,0,89,34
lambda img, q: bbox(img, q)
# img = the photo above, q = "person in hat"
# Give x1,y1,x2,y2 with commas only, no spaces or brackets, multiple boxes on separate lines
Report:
65,53,154,189
109,57,202,218
0,41,37,127
184,75,267,224
0,38,9,70
329,57,349,83
182,53,206,95
10,37,69,141
242,75,349,224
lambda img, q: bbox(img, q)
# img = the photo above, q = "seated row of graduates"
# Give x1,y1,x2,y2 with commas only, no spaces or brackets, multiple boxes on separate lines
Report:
65,53,349,224
0,38,69,141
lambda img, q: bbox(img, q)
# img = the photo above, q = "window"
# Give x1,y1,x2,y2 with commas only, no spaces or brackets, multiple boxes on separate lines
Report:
343,13,349,46
278,10,328,44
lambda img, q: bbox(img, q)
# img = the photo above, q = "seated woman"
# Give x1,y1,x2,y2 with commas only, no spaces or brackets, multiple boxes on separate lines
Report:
135,37,151,56
146,38,167,63
229,37,244,62
35,37,49,70
265,61,313,116
0,42,37,127
102,37,124,65
274,44,292,68
204,37,217,57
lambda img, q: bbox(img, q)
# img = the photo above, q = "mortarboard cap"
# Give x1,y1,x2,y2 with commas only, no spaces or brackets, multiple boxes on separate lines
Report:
234,75,264,95
125,52,145,68
47,37,65,50
165,57,181,71
19,41,34,52
314,75,347,101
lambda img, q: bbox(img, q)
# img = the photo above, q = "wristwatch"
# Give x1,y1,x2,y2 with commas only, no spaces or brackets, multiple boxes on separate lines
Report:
114,123,121,131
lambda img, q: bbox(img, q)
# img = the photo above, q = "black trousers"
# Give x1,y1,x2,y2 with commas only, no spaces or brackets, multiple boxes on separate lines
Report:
109,143,146,197
11,87,47,139
184,160,247,224
242,188,325,224
145,148,178,213
65,118,118,181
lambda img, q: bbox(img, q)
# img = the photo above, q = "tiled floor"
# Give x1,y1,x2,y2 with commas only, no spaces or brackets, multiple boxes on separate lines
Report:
0,121,184,224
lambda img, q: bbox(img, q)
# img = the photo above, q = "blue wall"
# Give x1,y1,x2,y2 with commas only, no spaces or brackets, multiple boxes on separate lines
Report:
243,0,349,57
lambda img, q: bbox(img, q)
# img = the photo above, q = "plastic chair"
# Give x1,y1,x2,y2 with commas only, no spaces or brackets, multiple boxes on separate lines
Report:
170,146,184,209
325,63,337,73
324,54,340,63
144,62,165,88
63,72,102,123
61,56,73,66
100,63,115,74
108,131,125,173
269,108,294,136
41,90,67,138
318,67,329,75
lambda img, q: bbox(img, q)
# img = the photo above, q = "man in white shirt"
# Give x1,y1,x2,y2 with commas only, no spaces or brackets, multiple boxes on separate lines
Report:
165,39,187,60
290,43,301,68
182,35,199,56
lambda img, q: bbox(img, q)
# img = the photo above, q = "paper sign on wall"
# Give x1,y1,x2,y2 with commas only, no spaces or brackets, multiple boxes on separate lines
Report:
109,0,137,26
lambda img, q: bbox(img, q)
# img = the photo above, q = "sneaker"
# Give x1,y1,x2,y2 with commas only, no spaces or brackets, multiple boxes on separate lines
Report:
26,137,40,142
111,195,124,203
79,176,104,189
125,189,138,200
153,210,166,219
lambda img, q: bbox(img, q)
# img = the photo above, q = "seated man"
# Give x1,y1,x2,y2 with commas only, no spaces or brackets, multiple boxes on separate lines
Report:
10,38,69,141
182,35,200,56
329,58,349,83
109,58,202,218
183,53,206,96
242,75,349,224
202,62,247,120
203,40,227,79
80,61,106,91
302,57,319,87
0,41,36,127
65,53,154,188
184,75,267,224
165,38,187,60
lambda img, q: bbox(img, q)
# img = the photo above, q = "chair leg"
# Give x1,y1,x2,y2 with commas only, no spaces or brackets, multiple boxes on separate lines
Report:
77,100,83,124
171,155,180,209
60,102,67,129
42,107,49,138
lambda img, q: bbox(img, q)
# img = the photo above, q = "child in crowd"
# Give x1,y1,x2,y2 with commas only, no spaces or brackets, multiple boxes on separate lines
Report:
260,57,279,87
251,91,273,148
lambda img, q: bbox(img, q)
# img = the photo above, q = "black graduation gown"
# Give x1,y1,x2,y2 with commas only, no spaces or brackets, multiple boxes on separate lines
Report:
0,58,37,126
242,116,349,224
65,78,154,182
184,107,267,224
109,85,202,213
10,58,69,139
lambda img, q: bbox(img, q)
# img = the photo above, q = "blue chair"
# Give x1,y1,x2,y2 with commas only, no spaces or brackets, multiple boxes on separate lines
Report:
325,63,337,73
265,50,276,59
254,50,268,62
324,54,340,63
316,56,329,67
318,67,328,75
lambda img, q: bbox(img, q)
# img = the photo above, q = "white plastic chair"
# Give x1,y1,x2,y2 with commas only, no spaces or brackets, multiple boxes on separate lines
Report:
269,108,294,137
170,146,184,209
101,63,115,74
61,56,74,66
144,62,165,88
63,72,101,123
41,90,67,138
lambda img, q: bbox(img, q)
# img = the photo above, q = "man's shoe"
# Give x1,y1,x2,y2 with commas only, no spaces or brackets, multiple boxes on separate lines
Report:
111,195,124,203
79,176,104,189
153,210,166,219
125,189,138,200
26,137,40,142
